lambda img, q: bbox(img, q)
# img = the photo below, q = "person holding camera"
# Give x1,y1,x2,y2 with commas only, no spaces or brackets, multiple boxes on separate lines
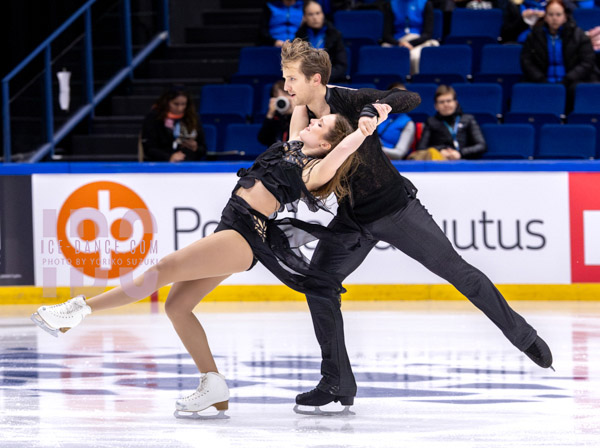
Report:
257,80,294,147
141,85,207,162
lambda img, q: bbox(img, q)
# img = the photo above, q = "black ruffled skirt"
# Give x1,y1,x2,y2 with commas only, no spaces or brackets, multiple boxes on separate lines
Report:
215,195,345,297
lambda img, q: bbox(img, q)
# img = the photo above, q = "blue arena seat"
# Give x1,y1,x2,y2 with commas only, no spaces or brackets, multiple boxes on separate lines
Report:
224,124,266,159
567,83,600,157
453,83,502,124
334,10,384,76
573,8,600,31
406,83,437,122
411,45,472,84
537,124,596,159
230,47,283,116
199,84,254,150
447,9,503,38
504,83,565,130
480,124,535,159
202,124,217,152
474,44,523,110
352,46,410,88
444,9,503,72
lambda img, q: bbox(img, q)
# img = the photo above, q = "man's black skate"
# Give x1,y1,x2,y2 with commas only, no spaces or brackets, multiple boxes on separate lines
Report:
293,388,355,416
524,335,555,371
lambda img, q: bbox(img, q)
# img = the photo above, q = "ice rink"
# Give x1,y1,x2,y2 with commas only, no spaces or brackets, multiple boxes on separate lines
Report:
1,300,599,448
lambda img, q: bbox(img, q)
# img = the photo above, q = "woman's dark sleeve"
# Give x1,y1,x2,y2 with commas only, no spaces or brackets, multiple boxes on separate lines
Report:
408,1,435,47
520,33,547,83
501,2,528,43
460,116,486,158
257,4,276,46
141,114,171,161
563,28,596,85
193,121,208,160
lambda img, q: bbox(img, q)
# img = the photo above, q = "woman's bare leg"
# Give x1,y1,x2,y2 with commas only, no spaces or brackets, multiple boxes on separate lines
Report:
164,276,229,373
86,230,253,312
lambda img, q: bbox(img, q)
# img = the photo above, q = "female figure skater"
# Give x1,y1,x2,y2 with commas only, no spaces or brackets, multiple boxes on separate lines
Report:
31,102,392,419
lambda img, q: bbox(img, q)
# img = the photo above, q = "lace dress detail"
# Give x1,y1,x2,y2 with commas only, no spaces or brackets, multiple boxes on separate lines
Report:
215,141,345,297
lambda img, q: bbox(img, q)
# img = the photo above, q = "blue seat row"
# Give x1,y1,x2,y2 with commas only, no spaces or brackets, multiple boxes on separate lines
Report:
203,122,598,160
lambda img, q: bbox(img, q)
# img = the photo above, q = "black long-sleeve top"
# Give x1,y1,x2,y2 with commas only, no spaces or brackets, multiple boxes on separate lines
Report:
141,109,207,162
306,86,421,223
417,109,486,159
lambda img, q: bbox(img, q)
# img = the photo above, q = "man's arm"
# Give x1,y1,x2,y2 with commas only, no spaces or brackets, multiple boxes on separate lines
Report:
289,106,309,141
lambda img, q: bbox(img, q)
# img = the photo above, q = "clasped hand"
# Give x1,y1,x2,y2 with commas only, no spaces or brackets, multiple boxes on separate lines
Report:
358,103,392,136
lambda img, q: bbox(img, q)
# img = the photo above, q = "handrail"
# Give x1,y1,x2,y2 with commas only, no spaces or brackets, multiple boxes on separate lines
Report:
2,0,170,163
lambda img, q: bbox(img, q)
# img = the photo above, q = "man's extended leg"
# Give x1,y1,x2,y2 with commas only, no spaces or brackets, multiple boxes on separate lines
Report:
370,198,541,352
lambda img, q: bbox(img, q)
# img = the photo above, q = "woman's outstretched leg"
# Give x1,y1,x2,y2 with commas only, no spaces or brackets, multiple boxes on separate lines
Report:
32,230,253,336
87,230,253,311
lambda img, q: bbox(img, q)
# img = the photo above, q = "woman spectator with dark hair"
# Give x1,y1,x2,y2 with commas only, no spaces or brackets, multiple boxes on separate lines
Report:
141,86,207,162
295,0,348,82
521,0,600,110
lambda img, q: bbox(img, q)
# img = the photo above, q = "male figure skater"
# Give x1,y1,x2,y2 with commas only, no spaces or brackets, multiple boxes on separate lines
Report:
280,39,554,414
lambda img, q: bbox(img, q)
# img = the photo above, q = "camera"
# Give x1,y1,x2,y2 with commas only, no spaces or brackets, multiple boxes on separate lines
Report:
274,96,290,114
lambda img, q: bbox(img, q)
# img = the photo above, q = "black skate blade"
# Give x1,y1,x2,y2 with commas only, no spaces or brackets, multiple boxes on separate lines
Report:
30,313,60,338
173,409,229,420
293,404,355,417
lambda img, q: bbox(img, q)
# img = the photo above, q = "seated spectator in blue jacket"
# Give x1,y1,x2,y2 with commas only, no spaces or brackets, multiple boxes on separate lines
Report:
295,0,348,82
417,85,486,160
378,83,416,160
141,86,207,162
382,0,439,74
258,0,304,47
521,0,600,110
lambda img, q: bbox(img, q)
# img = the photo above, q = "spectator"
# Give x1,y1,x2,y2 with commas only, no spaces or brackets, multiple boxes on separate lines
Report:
258,80,293,146
587,26,600,69
417,85,486,159
382,0,440,74
295,0,348,82
141,86,207,162
258,0,304,47
378,82,416,160
501,0,576,43
521,0,600,110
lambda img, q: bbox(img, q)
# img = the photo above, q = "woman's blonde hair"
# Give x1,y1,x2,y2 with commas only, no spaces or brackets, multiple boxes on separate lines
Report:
281,38,331,85
309,114,360,201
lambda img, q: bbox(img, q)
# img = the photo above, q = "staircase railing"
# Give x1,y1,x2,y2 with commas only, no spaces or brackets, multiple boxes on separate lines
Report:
1,0,170,163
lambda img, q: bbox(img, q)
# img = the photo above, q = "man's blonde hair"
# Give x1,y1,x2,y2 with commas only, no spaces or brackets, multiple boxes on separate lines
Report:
281,38,331,85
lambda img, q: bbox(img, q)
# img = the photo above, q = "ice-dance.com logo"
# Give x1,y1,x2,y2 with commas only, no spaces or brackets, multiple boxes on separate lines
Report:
53,181,156,279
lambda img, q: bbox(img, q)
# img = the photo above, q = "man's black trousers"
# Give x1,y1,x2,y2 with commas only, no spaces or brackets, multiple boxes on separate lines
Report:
307,196,539,397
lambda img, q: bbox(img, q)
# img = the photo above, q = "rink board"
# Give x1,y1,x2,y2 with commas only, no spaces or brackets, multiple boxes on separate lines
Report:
1,161,600,303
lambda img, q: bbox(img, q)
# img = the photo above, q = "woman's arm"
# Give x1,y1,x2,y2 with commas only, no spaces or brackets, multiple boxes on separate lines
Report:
304,104,391,191
289,105,309,141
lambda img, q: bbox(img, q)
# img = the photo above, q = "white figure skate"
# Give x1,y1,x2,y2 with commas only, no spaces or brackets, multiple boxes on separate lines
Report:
174,372,230,420
30,295,91,337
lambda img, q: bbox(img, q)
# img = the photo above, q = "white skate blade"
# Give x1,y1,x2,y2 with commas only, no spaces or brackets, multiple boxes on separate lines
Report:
173,409,229,420
293,404,355,417
30,313,61,338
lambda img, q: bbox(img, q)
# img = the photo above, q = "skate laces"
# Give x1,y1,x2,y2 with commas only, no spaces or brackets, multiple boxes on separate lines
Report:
180,374,209,402
46,298,82,316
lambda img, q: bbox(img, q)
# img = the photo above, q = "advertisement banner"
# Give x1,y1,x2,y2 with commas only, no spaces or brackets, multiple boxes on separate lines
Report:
31,171,571,288
0,176,34,285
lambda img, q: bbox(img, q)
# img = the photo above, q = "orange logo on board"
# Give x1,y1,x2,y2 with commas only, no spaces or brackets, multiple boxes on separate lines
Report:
56,181,156,279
